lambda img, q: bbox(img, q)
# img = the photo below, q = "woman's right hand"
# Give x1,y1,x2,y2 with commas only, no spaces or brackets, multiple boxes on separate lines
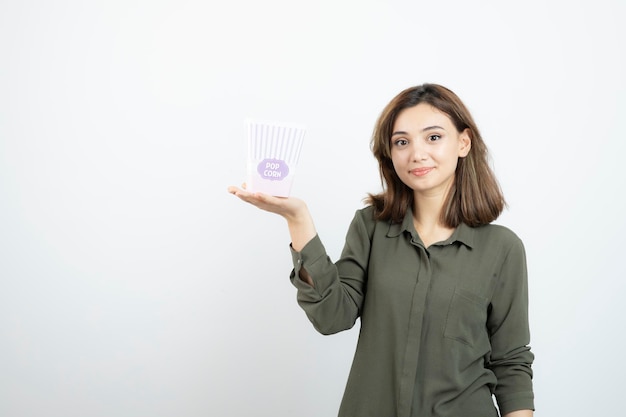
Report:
227,184,317,251
227,184,307,220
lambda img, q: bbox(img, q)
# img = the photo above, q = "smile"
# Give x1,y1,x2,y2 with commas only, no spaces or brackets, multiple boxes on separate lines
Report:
410,167,434,177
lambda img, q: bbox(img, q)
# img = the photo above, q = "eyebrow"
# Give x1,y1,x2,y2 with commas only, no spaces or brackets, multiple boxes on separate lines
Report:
391,125,446,136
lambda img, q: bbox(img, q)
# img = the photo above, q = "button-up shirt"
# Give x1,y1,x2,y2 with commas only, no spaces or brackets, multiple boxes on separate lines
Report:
290,206,534,417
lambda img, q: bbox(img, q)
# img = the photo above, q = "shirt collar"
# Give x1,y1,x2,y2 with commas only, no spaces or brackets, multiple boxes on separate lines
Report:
386,207,475,249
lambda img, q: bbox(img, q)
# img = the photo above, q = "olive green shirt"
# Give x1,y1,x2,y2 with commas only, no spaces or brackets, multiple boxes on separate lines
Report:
290,206,534,417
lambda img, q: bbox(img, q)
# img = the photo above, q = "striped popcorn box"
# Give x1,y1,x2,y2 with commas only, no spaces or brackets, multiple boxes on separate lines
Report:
245,119,306,197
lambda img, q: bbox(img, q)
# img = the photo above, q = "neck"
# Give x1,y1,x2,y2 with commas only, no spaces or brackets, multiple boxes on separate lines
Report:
412,190,454,248
412,191,446,229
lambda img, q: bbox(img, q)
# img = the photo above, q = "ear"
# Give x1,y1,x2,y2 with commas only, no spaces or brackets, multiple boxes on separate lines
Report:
458,128,471,157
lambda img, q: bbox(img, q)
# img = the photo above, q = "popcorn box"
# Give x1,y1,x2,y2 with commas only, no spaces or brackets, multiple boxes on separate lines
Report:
245,119,306,197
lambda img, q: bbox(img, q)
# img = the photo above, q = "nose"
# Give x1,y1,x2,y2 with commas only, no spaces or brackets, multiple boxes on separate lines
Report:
411,141,428,162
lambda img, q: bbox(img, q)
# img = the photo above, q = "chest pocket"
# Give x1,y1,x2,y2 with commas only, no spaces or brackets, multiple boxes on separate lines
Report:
444,287,489,348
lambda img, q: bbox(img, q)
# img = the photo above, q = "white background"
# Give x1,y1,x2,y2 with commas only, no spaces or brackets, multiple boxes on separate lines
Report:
1,1,624,416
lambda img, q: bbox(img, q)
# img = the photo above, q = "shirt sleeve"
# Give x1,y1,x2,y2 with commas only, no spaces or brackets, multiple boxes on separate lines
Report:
289,209,372,335
487,234,535,414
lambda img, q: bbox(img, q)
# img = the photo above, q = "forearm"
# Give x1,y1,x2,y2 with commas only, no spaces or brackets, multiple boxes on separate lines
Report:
289,210,370,334
286,208,317,252
285,206,317,286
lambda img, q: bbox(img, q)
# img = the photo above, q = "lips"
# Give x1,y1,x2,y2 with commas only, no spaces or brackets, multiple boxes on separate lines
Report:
410,167,434,177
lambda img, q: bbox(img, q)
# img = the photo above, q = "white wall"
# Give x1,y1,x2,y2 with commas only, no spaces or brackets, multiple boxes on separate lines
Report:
1,0,624,416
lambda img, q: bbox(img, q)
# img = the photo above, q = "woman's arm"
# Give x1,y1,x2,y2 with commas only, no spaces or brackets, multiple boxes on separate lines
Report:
504,410,533,417
228,185,317,285
228,185,369,334
487,234,535,414
228,185,315,250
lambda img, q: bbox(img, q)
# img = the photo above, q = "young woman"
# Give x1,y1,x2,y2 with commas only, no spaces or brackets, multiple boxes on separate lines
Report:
228,83,534,417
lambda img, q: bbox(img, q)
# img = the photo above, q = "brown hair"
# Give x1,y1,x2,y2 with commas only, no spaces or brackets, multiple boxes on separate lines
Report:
365,83,505,227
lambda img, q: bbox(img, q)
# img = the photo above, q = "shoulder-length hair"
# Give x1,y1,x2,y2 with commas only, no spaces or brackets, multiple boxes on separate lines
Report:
365,83,505,227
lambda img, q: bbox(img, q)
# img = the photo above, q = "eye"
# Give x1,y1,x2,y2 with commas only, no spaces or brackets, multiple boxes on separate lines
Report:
392,138,409,147
427,134,441,142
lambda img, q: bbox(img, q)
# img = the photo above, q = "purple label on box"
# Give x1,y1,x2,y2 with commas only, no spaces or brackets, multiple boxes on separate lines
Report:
257,159,289,181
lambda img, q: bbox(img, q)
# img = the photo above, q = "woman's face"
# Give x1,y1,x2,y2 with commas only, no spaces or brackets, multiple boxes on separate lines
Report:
390,103,471,198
